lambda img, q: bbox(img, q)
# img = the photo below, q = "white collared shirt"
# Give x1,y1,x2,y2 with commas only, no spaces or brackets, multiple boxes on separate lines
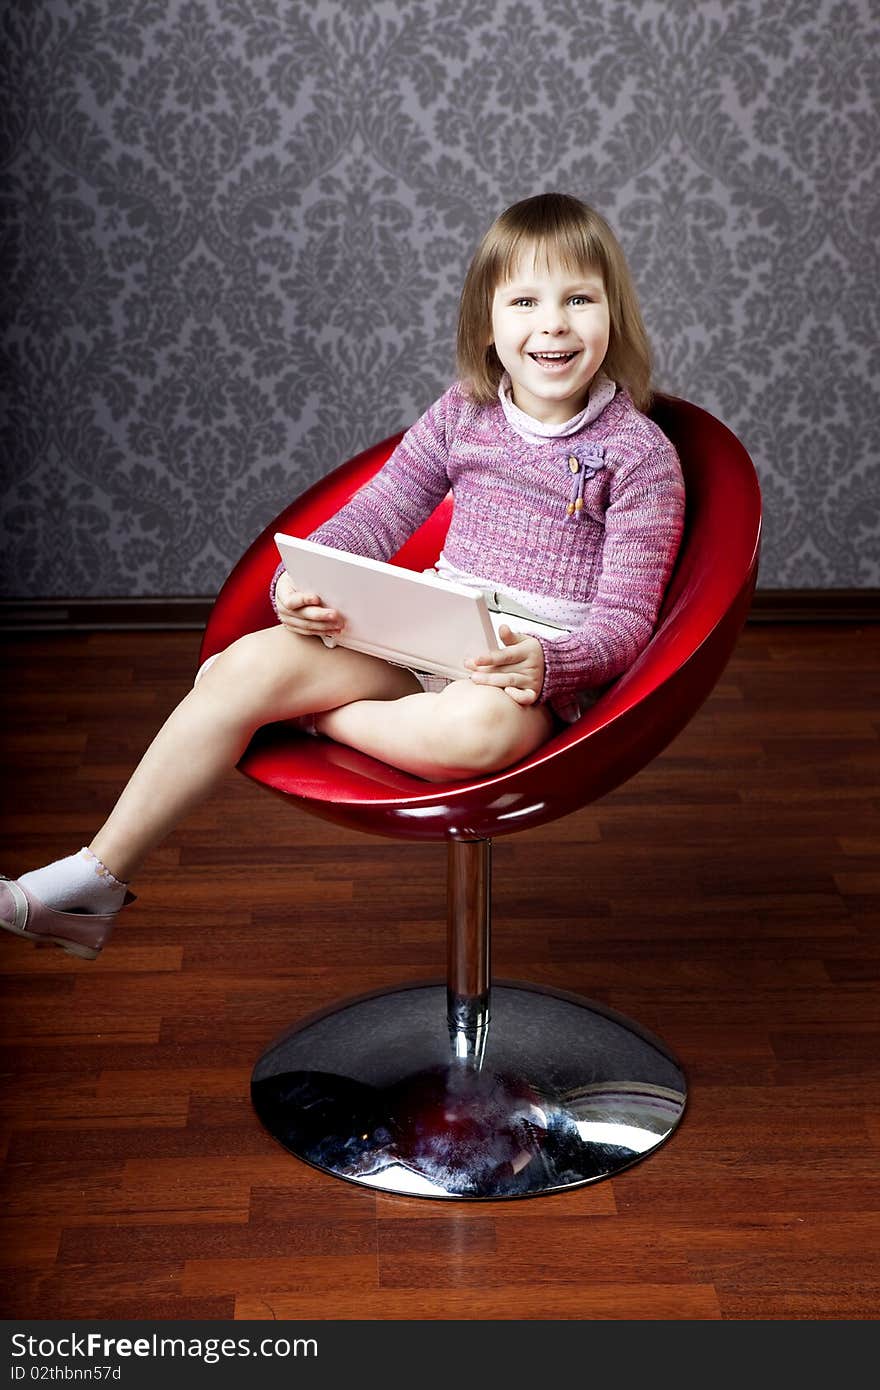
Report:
496,369,616,445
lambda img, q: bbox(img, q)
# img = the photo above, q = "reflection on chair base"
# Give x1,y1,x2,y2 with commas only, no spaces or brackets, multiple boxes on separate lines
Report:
251,981,686,1200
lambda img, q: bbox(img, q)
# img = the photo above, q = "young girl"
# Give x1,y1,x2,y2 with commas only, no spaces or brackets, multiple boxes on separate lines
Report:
1,192,686,961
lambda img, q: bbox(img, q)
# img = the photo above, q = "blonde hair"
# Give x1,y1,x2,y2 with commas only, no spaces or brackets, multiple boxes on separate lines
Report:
456,192,653,412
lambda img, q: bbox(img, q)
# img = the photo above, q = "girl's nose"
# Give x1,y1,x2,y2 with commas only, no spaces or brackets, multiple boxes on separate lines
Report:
541,307,569,334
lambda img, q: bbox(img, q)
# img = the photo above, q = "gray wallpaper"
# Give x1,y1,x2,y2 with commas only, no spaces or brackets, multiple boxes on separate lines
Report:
2,0,878,597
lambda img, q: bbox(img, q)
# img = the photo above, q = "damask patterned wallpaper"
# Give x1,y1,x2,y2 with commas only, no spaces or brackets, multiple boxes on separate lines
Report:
2,0,878,597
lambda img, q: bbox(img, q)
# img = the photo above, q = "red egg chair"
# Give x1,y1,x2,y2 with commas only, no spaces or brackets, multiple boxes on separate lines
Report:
200,393,762,1200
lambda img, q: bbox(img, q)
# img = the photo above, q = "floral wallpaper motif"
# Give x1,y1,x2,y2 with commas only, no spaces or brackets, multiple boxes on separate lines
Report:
2,0,878,595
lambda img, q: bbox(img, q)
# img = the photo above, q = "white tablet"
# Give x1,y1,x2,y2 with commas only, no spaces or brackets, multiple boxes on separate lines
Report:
274,533,565,680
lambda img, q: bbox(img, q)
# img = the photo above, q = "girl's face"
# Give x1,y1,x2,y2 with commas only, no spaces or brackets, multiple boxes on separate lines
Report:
490,248,610,424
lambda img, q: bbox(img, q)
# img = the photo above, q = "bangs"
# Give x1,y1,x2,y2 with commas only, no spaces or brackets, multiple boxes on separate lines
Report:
491,222,609,289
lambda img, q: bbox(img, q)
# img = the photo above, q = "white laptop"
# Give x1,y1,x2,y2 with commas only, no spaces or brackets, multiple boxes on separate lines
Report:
274,533,567,680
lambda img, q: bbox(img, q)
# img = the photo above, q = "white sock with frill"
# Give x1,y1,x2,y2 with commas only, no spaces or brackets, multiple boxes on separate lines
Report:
18,848,129,914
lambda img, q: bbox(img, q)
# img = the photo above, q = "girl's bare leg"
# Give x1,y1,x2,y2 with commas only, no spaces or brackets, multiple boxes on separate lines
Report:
88,625,421,883
315,679,556,783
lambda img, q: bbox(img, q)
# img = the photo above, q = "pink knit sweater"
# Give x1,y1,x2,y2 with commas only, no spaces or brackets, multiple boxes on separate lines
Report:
279,380,685,707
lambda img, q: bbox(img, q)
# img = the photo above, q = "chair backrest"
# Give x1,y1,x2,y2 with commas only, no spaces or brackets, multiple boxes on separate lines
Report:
201,394,761,839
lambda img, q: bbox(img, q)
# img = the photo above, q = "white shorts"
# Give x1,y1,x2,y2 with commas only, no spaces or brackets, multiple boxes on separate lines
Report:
400,665,597,725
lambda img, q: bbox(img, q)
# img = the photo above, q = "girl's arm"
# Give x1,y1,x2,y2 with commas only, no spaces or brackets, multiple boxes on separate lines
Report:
270,387,457,614
534,443,687,703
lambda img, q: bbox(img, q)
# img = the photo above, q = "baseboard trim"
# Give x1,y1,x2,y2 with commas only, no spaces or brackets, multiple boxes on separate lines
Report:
1,590,878,632
0,597,216,632
747,590,880,622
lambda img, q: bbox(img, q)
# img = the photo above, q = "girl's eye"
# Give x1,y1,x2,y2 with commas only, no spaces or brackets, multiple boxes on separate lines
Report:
509,294,594,307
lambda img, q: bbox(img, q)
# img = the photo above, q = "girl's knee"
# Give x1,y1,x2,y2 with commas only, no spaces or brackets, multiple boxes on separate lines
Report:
197,627,305,705
427,689,534,777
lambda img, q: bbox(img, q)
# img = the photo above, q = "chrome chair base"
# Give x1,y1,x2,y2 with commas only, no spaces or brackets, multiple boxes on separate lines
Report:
251,981,686,1199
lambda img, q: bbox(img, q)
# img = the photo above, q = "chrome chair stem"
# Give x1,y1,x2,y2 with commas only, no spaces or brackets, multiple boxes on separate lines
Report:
446,838,491,1064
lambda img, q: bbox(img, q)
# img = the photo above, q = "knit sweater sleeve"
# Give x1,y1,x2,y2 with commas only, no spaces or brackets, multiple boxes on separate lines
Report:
535,442,686,703
269,388,456,613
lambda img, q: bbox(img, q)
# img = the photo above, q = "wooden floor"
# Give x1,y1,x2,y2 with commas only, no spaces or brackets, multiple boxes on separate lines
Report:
1,623,878,1321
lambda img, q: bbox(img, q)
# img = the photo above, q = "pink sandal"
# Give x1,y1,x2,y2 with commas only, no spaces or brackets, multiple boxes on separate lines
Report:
0,876,134,960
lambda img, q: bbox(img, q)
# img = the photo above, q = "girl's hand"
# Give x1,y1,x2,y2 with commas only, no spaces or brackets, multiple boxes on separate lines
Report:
275,569,344,638
464,625,546,706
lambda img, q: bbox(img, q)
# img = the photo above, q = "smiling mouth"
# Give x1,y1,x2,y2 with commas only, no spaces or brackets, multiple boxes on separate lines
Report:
529,351,580,370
